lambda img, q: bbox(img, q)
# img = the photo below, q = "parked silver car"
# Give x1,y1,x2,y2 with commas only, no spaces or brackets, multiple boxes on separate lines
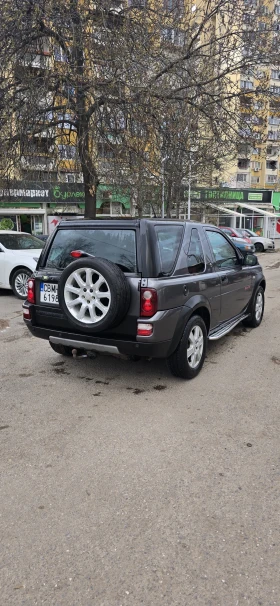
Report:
236,228,275,253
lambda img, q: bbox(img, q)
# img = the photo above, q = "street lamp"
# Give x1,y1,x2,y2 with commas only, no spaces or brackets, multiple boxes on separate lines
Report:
186,147,198,221
161,155,168,218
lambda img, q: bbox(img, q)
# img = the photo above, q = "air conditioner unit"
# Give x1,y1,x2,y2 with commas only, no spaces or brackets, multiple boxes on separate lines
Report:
253,168,260,172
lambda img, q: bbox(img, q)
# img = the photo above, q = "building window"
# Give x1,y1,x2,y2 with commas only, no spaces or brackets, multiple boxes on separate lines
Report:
268,130,280,140
266,175,277,183
54,46,68,62
251,161,262,170
57,113,75,129
270,85,280,94
251,176,260,184
60,172,83,183
128,0,147,7
268,116,280,125
238,159,250,169
271,69,280,80
161,27,185,46
163,0,184,15
267,145,278,155
237,173,248,182
58,145,77,159
240,80,254,89
23,170,58,182
266,160,278,170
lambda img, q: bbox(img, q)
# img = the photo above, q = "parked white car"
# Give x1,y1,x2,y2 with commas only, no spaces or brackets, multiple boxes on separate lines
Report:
237,228,275,253
0,231,44,299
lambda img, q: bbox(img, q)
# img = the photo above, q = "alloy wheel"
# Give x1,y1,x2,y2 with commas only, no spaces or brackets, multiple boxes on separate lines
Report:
64,267,111,324
255,291,263,322
187,325,204,369
14,272,29,298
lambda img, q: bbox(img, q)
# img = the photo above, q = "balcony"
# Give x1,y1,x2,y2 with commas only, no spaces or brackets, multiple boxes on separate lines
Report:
18,53,51,70
237,158,250,170
21,156,56,170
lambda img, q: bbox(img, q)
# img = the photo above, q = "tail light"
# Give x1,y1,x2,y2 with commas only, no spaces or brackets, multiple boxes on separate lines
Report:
23,306,31,320
27,278,35,304
140,288,157,317
137,323,153,337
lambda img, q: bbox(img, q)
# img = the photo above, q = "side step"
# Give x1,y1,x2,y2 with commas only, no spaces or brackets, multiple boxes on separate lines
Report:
208,314,249,341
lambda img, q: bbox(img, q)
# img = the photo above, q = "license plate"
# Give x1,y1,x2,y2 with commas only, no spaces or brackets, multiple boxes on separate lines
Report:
40,282,59,305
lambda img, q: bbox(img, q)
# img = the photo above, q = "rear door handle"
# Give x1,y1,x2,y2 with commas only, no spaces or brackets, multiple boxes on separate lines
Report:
221,275,228,283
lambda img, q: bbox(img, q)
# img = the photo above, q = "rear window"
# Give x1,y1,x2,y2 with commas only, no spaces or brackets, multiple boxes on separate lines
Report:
155,225,183,275
0,234,44,250
45,229,137,272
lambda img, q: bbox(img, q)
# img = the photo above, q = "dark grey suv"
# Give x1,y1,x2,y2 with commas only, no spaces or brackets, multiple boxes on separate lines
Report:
23,219,266,379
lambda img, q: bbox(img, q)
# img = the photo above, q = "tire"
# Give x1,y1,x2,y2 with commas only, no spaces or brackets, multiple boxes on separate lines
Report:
254,242,264,253
243,286,264,328
11,268,32,299
167,315,207,380
58,257,131,334
49,342,73,356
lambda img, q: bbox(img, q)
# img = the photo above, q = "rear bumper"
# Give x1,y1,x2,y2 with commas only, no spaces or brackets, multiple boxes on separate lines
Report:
24,321,172,359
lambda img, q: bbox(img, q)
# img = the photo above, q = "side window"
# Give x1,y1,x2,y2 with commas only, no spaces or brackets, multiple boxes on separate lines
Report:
206,231,239,269
155,225,183,275
187,228,205,274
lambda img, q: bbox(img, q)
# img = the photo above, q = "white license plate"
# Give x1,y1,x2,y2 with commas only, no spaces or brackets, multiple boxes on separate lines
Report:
40,282,59,305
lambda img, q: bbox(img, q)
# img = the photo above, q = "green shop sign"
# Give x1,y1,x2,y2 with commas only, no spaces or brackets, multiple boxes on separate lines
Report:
0,181,131,209
272,192,280,212
52,185,85,201
190,188,272,204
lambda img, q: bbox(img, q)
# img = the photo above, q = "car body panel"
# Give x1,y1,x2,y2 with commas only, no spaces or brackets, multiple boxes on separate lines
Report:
0,230,42,289
23,219,266,359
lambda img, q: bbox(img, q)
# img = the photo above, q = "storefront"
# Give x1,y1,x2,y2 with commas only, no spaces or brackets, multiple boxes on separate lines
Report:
0,182,132,234
191,188,280,239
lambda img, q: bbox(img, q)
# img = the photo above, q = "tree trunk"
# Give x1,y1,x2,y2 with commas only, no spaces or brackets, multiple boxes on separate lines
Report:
83,173,99,219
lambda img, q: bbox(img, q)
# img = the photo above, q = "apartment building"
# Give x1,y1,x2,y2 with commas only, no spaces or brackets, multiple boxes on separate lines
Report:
223,0,280,192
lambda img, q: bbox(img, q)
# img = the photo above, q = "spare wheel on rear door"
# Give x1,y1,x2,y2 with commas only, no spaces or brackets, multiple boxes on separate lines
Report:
58,257,131,333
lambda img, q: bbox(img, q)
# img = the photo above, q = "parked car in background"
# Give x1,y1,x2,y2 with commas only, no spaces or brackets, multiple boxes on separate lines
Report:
23,219,265,380
236,228,275,253
220,226,251,243
228,236,255,254
0,231,44,299
36,235,48,242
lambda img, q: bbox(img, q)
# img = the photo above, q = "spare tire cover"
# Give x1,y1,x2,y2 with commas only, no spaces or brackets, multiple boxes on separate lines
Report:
58,257,131,333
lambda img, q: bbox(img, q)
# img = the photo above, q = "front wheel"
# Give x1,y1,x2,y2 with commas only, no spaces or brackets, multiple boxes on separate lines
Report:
167,315,207,380
11,268,32,299
243,286,264,328
254,242,264,253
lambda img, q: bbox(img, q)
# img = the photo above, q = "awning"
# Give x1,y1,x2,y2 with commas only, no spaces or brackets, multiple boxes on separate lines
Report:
205,203,243,217
235,202,277,217
0,208,46,215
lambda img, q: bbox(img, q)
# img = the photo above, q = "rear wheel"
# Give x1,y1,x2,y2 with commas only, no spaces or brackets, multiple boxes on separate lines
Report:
11,268,32,299
243,286,264,328
58,257,130,333
167,315,207,380
254,242,264,253
49,342,73,356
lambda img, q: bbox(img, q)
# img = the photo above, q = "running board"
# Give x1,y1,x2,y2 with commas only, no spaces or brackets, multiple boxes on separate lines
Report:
208,314,249,341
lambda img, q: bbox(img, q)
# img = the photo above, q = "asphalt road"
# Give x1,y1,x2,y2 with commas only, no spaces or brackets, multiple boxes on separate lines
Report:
1,253,280,606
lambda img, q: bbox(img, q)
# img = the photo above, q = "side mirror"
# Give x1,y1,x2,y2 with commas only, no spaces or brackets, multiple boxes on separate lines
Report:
243,253,258,267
